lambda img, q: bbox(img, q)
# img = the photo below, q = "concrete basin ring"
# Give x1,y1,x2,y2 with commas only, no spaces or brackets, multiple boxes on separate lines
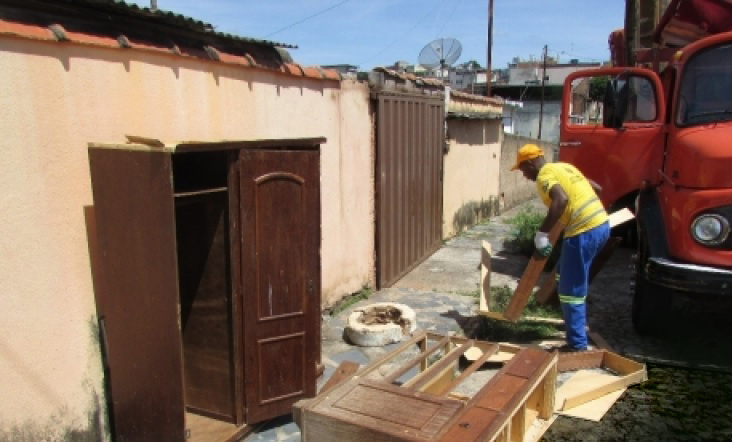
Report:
344,302,417,347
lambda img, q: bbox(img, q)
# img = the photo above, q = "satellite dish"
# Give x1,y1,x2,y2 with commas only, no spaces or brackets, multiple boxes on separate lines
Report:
418,38,462,78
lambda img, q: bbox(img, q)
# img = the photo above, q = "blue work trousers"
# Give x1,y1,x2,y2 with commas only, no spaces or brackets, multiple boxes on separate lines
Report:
557,222,610,350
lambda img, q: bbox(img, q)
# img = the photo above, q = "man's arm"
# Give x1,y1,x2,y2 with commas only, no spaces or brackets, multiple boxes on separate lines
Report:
539,184,568,233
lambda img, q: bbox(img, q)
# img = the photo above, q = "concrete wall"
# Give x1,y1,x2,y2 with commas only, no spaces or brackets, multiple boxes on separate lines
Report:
0,35,373,438
499,134,557,212
443,118,503,237
511,101,561,143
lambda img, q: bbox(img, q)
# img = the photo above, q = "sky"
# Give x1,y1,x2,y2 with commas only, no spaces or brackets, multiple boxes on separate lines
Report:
126,0,625,70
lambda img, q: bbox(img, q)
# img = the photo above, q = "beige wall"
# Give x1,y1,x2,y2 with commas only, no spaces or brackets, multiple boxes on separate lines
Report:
499,134,557,211
0,36,374,436
442,118,503,237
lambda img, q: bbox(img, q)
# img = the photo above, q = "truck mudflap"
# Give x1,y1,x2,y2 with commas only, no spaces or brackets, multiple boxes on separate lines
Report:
647,257,732,295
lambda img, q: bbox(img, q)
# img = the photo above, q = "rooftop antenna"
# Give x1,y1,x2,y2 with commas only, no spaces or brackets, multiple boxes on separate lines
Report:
418,38,462,82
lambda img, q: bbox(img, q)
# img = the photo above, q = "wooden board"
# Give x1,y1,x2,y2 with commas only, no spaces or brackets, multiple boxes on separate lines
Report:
557,388,625,421
607,207,635,226
480,241,492,312
555,370,620,411
588,331,612,350
502,222,564,321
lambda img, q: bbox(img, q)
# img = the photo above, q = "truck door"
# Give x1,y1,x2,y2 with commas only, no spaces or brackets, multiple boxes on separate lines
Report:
559,67,666,208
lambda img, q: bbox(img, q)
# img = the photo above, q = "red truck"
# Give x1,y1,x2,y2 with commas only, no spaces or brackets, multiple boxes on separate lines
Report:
559,0,732,334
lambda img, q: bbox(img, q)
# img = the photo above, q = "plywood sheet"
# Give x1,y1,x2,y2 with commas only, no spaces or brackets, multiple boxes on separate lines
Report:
555,370,619,411
557,388,626,422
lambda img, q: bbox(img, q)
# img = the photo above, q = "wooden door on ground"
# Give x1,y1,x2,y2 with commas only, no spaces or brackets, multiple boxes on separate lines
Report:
238,149,321,424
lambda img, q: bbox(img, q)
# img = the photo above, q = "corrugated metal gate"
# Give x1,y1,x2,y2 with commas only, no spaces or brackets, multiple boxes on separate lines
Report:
375,92,445,288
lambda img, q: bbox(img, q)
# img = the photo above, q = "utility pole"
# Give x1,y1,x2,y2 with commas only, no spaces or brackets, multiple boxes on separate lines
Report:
486,0,493,97
538,44,548,139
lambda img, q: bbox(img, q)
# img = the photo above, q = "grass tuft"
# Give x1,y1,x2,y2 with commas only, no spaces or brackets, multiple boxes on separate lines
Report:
328,285,372,316
505,207,545,256
455,285,563,343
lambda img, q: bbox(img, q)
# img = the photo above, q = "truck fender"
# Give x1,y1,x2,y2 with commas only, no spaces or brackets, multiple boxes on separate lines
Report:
636,188,670,259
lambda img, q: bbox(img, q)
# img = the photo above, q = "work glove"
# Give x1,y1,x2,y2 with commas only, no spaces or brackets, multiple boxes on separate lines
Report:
534,231,553,257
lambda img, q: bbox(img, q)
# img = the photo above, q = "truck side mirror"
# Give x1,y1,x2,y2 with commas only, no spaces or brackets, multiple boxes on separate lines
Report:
603,78,629,129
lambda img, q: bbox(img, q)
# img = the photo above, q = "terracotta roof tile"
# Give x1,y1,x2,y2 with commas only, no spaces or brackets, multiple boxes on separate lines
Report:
216,51,251,66
0,19,54,41
0,8,340,84
302,66,323,80
124,37,176,54
203,45,221,61
320,68,342,81
116,34,132,48
283,63,304,77
56,25,121,48
243,53,257,67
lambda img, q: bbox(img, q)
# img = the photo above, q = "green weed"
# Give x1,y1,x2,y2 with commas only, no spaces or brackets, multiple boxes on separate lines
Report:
457,285,563,343
328,285,372,316
475,316,559,342
488,285,561,319
505,207,544,256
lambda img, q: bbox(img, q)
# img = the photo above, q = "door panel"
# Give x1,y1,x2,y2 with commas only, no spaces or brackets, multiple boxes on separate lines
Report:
560,67,666,207
175,192,236,422
239,149,320,424
89,149,186,442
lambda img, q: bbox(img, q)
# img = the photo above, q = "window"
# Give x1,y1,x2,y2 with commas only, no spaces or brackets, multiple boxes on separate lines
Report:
566,74,657,127
677,43,732,126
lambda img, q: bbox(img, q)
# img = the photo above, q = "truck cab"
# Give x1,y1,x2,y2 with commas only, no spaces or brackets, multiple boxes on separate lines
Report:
559,31,732,334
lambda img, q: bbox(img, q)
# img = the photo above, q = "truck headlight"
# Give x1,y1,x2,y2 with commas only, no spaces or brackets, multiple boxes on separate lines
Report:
691,214,730,245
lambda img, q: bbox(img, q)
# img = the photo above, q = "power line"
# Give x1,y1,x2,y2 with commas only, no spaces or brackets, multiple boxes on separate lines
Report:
359,0,444,68
435,0,464,37
265,0,352,38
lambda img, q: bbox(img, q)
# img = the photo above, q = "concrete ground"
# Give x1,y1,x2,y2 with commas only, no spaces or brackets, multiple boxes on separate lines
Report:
241,199,732,442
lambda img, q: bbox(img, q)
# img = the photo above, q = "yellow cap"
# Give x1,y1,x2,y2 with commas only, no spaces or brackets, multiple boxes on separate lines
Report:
511,144,544,170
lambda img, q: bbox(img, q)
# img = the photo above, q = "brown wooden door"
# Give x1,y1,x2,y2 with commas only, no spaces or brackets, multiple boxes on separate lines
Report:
89,148,186,442
238,149,321,423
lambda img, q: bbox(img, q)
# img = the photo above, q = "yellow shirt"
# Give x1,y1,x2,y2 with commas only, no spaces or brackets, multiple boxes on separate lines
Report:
536,163,608,237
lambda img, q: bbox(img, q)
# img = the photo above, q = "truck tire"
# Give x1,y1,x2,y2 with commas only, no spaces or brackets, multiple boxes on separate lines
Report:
631,233,672,335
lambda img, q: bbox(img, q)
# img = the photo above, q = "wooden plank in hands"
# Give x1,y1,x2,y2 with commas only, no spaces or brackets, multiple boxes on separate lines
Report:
502,222,564,321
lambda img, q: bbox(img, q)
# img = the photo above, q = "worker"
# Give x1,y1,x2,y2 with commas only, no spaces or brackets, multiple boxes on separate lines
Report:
511,144,609,352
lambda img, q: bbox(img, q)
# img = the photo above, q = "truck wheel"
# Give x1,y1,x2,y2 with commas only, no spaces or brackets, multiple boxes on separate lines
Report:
631,234,672,335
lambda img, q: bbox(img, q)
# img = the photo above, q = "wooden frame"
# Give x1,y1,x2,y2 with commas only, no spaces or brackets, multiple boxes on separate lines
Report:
555,350,647,411
294,332,558,442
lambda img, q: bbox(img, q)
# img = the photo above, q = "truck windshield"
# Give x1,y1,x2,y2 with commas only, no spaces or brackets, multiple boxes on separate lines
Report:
677,43,732,126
